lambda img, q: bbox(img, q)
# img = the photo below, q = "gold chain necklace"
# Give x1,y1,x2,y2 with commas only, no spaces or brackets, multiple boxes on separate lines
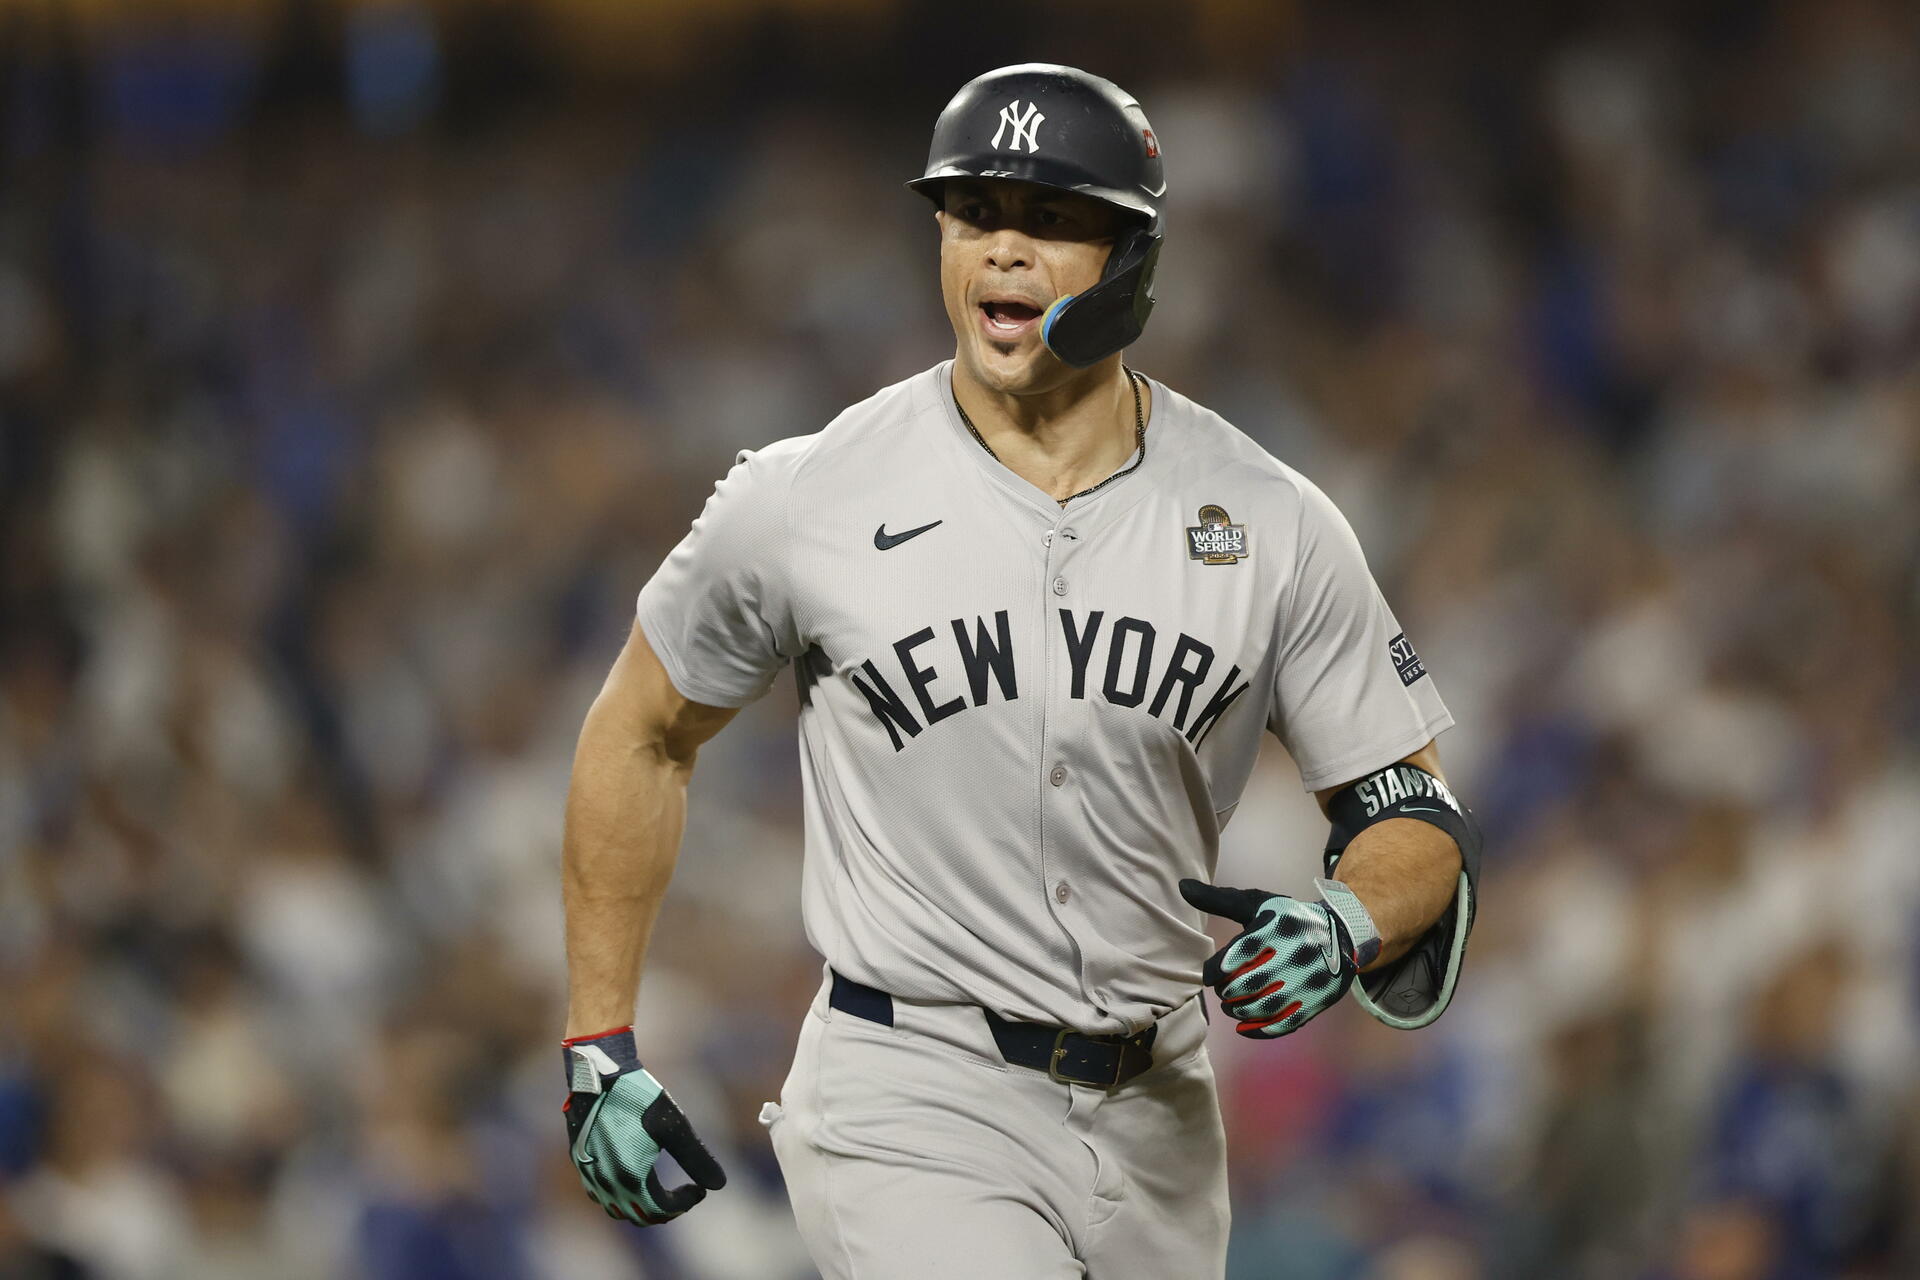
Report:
954,368,1146,506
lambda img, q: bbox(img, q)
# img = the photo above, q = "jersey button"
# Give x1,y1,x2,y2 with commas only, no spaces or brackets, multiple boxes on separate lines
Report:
1049,765,1067,787
1054,881,1071,904
1052,576,1068,596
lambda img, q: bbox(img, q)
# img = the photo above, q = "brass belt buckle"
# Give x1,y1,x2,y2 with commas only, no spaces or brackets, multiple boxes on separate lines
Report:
1046,1028,1077,1084
1048,1028,1126,1089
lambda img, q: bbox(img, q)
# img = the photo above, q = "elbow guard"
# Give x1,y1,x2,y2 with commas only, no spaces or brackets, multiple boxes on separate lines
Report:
1323,761,1482,1030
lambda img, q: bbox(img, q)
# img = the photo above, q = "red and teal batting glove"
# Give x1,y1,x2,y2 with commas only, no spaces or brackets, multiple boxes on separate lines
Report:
1180,877,1382,1038
562,1026,727,1225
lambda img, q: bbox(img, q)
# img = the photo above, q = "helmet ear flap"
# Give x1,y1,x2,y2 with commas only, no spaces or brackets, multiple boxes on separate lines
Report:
1040,226,1161,368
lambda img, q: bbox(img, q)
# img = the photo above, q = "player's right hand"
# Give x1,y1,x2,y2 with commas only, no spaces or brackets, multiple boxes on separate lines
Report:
562,1026,727,1226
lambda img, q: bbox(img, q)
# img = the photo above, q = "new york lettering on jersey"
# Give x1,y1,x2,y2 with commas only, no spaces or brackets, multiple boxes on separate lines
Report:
843,608,1250,752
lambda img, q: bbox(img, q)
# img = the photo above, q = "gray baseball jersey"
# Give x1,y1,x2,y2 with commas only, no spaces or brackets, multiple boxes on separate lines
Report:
637,360,1452,1034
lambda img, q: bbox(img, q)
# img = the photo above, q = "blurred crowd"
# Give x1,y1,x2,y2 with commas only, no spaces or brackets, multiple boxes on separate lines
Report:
3,2,1918,1278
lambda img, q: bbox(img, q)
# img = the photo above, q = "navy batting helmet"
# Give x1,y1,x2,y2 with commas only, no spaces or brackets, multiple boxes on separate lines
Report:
908,64,1165,368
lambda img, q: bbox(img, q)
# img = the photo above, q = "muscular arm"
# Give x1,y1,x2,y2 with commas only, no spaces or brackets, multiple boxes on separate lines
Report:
562,622,738,1037
1314,741,1462,973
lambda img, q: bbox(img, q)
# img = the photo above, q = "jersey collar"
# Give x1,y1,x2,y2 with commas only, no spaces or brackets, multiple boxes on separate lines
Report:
931,360,1159,520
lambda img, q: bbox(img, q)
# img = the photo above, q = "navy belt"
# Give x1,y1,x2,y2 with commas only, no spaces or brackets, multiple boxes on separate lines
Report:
828,970,1158,1091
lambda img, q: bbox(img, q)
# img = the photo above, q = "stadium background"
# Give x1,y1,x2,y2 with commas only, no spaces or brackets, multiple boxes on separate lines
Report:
2,0,1917,1276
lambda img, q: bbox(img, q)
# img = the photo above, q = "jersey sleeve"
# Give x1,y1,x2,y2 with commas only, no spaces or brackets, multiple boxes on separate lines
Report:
635,447,801,708
1268,478,1453,791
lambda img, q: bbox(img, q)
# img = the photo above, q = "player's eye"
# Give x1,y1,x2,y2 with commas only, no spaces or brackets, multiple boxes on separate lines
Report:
1035,207,1066,227
955,202,988,222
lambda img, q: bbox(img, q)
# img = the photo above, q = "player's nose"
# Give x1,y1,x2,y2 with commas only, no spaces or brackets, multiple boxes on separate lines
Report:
982,228,1033,271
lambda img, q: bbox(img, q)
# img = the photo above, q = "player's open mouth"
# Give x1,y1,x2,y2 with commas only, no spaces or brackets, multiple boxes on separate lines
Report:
978,299,1043,339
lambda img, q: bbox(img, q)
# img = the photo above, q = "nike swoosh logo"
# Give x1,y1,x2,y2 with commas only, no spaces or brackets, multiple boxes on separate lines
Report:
874,520,943,550
570,1093,609,1164
1322,935,1344,977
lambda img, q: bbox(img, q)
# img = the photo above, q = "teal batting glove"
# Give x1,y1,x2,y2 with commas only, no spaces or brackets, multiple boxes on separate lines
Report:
1180,877,1382,1038
561,1026,727,1225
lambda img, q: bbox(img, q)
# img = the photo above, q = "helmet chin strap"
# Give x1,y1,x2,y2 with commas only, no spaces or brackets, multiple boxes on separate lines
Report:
1039,227,1162,368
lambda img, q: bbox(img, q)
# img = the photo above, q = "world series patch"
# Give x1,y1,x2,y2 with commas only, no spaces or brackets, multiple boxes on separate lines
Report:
1186,505,1248,565
1388,632,1426,686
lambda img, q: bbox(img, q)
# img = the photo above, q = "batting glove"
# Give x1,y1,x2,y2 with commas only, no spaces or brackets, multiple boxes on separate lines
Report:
562,1026,726,1225
1180,877,1383,1038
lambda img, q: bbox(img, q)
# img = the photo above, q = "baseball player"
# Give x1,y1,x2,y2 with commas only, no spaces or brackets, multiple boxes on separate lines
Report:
559,64,1483,1278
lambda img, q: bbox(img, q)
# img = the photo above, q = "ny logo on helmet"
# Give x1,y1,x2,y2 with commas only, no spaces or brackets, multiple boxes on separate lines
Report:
991,100,1046,153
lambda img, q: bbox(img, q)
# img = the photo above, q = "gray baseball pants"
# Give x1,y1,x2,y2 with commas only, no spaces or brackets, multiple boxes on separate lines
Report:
761,970,1230,1279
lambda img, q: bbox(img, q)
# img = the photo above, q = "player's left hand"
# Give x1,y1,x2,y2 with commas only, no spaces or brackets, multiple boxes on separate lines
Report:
1179,877,1383,1038
562,1027,727,1226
